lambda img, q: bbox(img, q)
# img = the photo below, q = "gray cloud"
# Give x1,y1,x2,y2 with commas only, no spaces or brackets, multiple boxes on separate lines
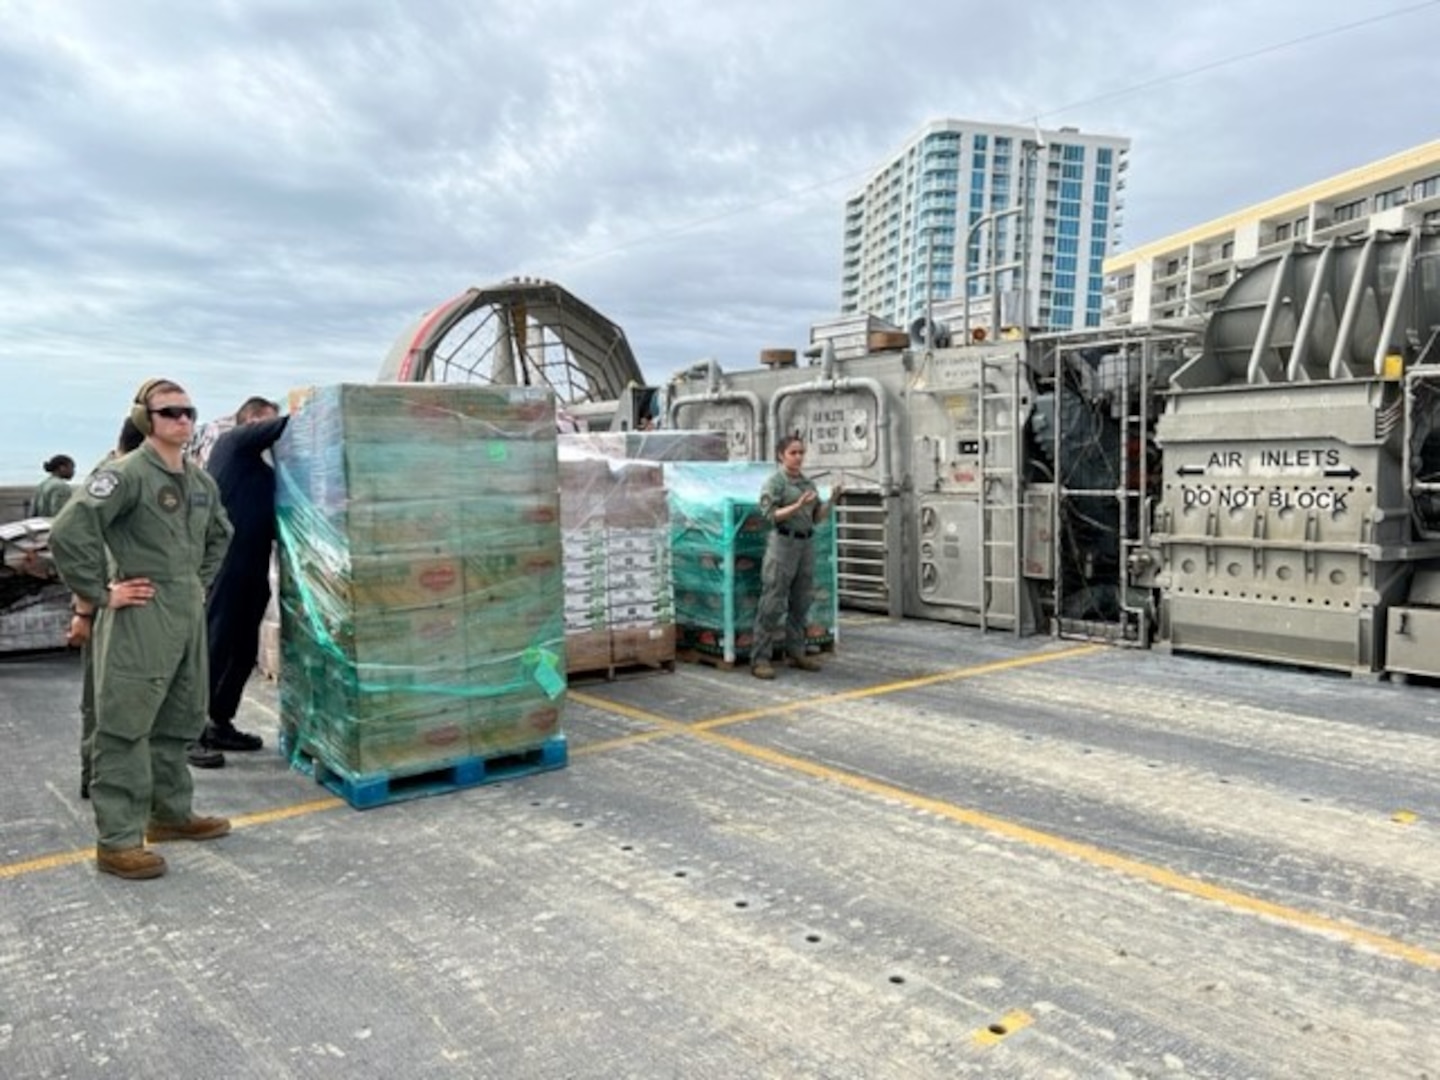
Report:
1,0,1435,480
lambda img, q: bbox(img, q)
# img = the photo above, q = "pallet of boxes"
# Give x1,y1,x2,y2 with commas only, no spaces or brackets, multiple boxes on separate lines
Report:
666,461,839,668
273,383,568,809
557,435,680,679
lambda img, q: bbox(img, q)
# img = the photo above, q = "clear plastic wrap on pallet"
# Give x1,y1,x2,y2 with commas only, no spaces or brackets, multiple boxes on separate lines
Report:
557,435,678,674
256,553,281,678
273,383,567,782
664,462,838,664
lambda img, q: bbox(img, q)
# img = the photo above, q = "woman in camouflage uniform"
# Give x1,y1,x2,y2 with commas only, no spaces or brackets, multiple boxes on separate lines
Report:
33,454,76,517
750,435,842,680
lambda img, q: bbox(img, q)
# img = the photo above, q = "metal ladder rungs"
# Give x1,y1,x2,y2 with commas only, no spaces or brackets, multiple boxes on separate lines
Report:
977,355,1025,638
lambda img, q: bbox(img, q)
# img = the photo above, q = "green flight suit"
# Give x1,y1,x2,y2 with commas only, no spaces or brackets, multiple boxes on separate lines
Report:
78,636,96,790
76,451,126,792
751,468,821,666
33,475,74,517
50,445,232,850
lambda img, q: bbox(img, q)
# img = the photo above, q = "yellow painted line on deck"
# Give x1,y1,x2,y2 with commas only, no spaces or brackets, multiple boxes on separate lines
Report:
0,849,94,879
971,1009,1034,1048
745,740,1440,970
695,644,1106,731
576,651,1440,972
232,796,345,825
0,798,341,880
570,643,1105,745
9,642,1440,972
3,646,1094,876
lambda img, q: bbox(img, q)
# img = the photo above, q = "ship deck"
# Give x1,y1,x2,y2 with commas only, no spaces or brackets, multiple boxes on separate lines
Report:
3,615,1439,1079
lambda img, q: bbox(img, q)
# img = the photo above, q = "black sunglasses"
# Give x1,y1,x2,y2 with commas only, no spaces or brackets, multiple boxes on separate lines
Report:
150,405,198,421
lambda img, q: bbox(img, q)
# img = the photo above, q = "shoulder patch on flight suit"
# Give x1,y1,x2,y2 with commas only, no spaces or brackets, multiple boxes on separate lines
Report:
157,485,182,512
86,471,121,499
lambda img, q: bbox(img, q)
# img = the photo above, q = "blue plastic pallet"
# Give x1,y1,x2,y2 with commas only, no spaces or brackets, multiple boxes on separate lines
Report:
287,735,568,810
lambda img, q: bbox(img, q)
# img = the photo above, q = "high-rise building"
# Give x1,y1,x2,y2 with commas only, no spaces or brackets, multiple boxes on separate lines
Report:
840,119,1131,334
1104,139,1440,327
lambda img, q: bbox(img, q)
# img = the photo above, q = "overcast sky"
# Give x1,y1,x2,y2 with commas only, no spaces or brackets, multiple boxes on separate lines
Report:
2,0,1436,483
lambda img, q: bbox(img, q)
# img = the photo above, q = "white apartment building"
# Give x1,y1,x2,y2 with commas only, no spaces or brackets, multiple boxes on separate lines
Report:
840,119,1131,333
1105,139,1440,326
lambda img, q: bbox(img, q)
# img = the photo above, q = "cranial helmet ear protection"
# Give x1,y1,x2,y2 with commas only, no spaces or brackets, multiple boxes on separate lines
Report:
130,378,167,436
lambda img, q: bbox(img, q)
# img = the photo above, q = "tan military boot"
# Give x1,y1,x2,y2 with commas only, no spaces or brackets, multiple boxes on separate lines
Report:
788,655,823,672
751,661,776,680
146,815,232,843
97,845,167,880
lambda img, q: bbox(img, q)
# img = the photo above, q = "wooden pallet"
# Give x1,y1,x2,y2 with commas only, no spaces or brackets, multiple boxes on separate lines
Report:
286,735,568,810
676,648,739,671
567,625,677,682
568,655,678,683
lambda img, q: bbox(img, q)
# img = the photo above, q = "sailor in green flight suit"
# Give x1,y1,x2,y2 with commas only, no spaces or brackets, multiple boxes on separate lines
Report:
69,416,147,802
750,435,842,680
33,454,76,516
50,378,235,880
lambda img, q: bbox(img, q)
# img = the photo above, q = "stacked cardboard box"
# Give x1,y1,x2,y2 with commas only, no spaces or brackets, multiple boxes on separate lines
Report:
665,462,838,666
558,457,612,673
275,384,566,778
556,433,726,675
606,459,675,667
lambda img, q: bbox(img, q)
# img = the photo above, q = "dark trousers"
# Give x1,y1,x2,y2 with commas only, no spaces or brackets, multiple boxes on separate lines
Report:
207,563,271,724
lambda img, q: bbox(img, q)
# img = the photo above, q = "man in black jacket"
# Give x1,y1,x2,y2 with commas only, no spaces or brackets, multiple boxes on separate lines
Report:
197,396,289,758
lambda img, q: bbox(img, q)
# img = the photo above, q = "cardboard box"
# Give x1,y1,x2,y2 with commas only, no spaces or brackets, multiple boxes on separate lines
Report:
565,629,612,674
612,623,676,666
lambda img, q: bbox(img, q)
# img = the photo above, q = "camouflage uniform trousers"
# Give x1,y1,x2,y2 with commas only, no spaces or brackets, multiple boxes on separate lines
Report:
750,532,814,666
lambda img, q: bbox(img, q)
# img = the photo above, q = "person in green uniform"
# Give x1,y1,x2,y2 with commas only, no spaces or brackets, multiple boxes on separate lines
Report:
33,455,76,517
68,417,147,800
50,378,235,881
750,435,842,680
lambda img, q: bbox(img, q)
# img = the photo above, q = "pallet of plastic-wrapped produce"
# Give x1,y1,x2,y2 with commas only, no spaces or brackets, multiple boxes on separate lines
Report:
558,435,686,679
664,461,838,668
273,383,568,808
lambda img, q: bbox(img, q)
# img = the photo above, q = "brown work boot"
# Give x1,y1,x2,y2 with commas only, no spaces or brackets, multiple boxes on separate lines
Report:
788,654,823,672
751,661,776,680
146,815,232,843
97,845,167,880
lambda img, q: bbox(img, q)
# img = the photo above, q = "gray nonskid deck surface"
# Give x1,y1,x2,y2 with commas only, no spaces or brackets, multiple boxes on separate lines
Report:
2,620,1438,1079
